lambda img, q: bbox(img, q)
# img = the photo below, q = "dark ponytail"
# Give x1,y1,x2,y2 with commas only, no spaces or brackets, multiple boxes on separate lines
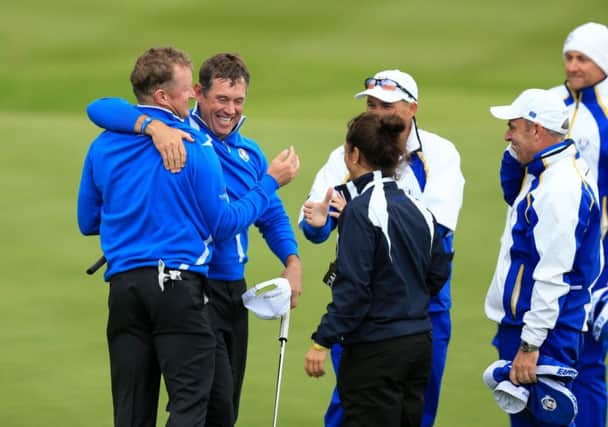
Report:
346,112,406,177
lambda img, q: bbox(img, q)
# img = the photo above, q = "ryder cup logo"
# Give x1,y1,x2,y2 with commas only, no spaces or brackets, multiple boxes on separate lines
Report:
541,395,557,411
577,137,590,151
238,148,250,162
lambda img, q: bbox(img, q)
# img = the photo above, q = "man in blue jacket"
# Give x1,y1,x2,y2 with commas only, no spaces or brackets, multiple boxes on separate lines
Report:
85,53,302,427
77,47,299,427
485,88,601,427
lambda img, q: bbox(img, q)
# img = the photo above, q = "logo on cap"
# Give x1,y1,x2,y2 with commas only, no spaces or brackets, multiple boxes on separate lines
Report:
541,395,557,411
529,111,537,118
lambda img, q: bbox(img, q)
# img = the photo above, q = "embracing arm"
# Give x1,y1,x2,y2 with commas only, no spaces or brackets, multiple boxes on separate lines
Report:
191,146,299,241
86,97,192,172
86,97,142,133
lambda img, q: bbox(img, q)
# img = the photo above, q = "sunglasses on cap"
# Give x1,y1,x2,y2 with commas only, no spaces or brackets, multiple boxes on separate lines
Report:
364,78,417,101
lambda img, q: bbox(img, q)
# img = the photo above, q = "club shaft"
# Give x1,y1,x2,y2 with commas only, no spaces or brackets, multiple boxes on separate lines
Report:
273,344,287,427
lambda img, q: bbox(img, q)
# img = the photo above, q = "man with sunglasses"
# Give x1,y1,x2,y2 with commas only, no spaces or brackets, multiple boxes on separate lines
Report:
299,69,465,427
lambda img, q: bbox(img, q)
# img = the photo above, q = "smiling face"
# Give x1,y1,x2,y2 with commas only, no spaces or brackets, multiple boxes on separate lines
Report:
504,118,539,164
564,50,607,91
195,77,247,139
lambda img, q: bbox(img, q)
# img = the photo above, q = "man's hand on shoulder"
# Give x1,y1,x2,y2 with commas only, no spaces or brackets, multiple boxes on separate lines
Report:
145,119,193,173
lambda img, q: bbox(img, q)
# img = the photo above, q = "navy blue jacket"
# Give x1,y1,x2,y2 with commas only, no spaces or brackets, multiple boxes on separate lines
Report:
312,171,450,347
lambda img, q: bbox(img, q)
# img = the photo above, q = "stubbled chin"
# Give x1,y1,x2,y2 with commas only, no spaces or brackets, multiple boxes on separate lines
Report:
567,78,583,90
214,119,232,129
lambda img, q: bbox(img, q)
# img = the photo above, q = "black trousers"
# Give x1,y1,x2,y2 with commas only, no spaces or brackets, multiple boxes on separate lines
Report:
107,267,216,427
338,332,433,427
205,279,248,427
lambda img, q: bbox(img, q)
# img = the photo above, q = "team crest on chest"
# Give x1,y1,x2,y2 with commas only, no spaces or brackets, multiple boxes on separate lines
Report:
577,137,590,151
238,148,250,162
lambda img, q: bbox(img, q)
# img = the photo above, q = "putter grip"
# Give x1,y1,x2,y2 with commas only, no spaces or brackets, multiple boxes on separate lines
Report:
86,255,107,275
279,311,290,341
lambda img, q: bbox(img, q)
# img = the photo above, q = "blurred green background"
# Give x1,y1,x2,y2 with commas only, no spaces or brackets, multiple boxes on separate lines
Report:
2,1,607,425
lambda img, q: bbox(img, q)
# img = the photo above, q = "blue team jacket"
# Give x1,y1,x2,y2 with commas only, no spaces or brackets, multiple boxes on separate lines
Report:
86,98,298,281
189,104,298,280
78,106,278,280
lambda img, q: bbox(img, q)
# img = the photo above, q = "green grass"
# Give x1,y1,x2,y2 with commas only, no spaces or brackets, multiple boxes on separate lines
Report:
2,0,607,425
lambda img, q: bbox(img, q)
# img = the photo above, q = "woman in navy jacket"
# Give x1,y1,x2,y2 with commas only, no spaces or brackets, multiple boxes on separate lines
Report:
303,112,450,427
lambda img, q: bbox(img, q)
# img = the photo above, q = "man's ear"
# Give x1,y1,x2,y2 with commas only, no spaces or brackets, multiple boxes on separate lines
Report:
533,122,544,139
152,88,169,108
409,102,418,116
193,82,204,97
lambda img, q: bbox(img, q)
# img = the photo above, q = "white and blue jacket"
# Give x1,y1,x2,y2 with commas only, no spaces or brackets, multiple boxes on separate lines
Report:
555,79,608,291
86,98,298,281
486,141,602,348
300,122,464,312
312,171,451,348
78,106,278,281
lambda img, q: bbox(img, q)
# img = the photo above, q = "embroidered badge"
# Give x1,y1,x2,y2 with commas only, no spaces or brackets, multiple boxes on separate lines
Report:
238,148,250,162
577,137,590,151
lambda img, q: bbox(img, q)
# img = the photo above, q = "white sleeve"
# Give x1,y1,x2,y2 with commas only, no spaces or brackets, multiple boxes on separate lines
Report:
420,133,465,231
521,174,583,347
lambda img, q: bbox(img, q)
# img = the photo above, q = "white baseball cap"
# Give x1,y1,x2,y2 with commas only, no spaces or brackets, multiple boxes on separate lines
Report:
563,22,608,75
490,88,569,135
241,278,291,320
354,69,418,104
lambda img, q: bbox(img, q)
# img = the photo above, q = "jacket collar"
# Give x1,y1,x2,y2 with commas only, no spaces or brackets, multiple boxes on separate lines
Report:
526,140,576,177
404,118,422,154
136,105,186,124
564,76,608,104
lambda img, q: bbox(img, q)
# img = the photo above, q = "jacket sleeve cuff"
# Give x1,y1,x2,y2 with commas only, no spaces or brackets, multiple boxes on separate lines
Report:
521,325,548,348
259,174,280,194
299,218,334,243
311,331,334,349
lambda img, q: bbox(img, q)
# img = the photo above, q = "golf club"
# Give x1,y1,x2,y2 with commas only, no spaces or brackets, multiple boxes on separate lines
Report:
272,310,290,427
86,255,106,275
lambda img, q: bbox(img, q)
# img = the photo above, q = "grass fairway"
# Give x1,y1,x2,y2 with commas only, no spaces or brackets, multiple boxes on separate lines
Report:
2,1,607,425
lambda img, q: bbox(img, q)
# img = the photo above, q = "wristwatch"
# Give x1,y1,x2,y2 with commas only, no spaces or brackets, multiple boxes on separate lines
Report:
519,340,539,353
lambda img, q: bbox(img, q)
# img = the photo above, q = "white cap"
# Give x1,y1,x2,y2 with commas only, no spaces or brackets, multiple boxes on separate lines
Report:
563,22,608,75
241,278,291,320
493,381,529,414
490,88,569,135
355,69,418,104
